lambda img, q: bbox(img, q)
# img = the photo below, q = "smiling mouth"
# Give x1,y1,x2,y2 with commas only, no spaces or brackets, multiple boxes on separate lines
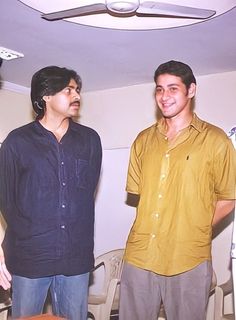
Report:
162,103,173,108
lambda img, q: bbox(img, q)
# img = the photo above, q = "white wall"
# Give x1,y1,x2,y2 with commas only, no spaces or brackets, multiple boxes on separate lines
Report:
0,71,236,317
0,88,32,142
80,83,156,149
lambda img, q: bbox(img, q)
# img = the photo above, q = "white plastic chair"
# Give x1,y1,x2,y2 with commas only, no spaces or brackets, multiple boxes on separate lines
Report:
88,249,124,320
214,276,234,320
0,299,11,320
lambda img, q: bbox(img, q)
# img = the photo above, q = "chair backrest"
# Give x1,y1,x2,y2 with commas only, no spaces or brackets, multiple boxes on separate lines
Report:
94,248,124,297
88,249,125,319
214,275,234,320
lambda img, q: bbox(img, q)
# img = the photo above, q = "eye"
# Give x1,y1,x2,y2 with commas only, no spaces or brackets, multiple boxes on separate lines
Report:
169,87,178,93
64,87,71,94
155,87,163,94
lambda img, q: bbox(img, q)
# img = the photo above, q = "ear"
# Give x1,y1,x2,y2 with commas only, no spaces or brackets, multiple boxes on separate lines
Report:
188,83,196,98
42,95,50,104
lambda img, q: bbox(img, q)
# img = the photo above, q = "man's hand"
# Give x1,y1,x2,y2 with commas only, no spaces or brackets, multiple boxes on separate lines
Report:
0,246,12,290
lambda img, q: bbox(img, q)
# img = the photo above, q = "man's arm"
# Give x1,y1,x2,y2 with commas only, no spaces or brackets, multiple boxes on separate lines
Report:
212,200,235,226
0,245,12,290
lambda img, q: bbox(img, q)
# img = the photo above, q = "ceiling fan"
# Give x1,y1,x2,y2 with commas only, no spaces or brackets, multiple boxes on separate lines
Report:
41,1,216,21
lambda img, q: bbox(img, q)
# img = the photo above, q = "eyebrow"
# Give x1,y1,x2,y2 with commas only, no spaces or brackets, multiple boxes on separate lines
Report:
66,84,80,91
156,83,180,88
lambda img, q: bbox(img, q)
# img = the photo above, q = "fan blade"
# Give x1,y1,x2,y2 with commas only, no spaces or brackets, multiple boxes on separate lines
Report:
42,3,107,21
137,1,216,19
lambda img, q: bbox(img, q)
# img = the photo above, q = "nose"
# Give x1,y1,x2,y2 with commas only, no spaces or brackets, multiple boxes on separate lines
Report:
161,89,170,101
74,91,80,101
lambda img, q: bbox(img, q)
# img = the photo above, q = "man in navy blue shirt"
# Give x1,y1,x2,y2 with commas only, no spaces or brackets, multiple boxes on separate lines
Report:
0,66,102,319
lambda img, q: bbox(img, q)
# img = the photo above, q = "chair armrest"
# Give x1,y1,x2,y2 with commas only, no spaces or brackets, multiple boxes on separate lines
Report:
219,277,233,296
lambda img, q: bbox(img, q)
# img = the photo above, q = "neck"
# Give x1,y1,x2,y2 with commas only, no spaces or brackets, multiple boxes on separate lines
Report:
39,116,70,142
164,112,193,140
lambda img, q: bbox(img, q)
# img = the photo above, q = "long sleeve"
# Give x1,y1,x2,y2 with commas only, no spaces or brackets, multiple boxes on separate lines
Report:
0,140,17,221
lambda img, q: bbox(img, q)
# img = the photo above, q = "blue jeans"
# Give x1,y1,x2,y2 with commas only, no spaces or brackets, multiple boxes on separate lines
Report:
12,273,89,320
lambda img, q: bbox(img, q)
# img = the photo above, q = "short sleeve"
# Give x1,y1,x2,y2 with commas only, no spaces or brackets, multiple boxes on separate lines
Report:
126,138,142,195
213,137,236,200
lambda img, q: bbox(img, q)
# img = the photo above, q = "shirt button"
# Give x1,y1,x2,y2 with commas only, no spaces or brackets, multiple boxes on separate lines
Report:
155,213,159,218
165,153,170,158
158,194,162,199
61,161,64,165
161,174,166,179
62,182,66,186
62,204,66,208
61,225,65,229
151,234,156,238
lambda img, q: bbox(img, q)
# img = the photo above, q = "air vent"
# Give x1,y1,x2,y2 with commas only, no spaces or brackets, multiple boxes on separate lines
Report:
0,47,24,61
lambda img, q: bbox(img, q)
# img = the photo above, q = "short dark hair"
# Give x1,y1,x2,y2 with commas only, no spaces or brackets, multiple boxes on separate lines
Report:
31,66,82,119
154,60,196,89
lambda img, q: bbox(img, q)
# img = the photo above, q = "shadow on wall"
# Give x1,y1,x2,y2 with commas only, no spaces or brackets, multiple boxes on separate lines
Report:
0,58,3,89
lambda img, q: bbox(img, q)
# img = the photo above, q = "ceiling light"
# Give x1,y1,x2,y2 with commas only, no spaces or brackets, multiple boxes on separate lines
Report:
0,47,24,61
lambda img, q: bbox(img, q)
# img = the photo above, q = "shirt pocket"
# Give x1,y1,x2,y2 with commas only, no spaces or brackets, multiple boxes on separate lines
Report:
76,159,89,189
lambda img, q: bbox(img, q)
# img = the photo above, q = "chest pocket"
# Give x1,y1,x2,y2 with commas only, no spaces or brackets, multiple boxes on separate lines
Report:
76,159,89,189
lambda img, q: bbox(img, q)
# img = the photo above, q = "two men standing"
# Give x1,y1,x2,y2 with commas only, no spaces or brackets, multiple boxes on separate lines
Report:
0,61,235,320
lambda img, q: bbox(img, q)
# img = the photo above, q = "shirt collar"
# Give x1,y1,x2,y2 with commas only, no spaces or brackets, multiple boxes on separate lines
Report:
189,113,205,133
157,113,205,135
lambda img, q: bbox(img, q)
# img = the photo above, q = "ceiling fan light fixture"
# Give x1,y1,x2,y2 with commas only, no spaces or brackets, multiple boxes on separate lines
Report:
18,0,236,30
106,0,139,13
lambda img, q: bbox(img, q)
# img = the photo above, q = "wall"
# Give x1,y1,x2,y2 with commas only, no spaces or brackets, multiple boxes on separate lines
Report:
0,87,32,142
0,71,236,317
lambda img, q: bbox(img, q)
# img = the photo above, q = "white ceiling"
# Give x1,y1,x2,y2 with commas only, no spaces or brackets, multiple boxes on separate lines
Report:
1,0,236,92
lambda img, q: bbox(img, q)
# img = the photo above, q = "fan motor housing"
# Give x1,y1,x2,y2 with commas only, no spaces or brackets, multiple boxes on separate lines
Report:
106,0,140,13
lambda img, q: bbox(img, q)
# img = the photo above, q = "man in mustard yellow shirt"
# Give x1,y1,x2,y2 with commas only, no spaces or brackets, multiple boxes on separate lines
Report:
119,60,235,320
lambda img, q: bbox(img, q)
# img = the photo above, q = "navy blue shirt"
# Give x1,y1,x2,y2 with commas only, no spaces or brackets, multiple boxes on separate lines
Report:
0,119,102,278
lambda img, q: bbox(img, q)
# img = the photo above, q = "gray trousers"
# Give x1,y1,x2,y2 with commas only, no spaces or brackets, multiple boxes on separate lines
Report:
119,261,212,320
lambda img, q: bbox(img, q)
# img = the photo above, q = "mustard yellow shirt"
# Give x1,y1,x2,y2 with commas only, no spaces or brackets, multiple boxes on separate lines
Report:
124,114,236,276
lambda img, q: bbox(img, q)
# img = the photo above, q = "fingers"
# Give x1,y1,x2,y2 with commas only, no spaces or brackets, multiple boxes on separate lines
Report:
0,262,12,290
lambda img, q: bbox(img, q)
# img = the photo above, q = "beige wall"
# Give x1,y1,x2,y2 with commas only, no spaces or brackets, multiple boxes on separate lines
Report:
0,89,33,143
196,71,236,134
80,83,156,149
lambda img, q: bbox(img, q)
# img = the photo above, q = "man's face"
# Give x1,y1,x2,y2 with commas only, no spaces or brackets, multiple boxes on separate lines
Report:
155,73,195,119
43,79,80,119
